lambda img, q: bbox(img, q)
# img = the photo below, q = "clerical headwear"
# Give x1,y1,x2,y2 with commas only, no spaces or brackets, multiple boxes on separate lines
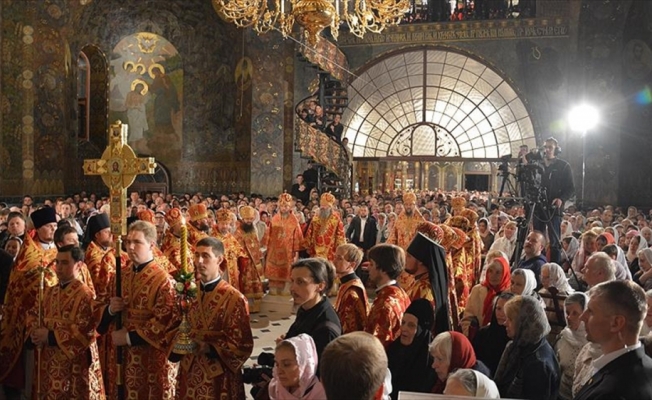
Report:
137,209,155,223
165,208,183,227
87,213,110,240
451,196,467,212
403,192,417,205
320,192,336,207
448,215,471,234
31,207,57,229
216,209,231,223
278,193,293,206
240,206,255,219
460,209,478,226
188,204,208,222
416,221,444,244
406,229,450,334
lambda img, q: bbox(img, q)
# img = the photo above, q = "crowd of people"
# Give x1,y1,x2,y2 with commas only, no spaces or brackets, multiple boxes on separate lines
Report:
2,184,652,399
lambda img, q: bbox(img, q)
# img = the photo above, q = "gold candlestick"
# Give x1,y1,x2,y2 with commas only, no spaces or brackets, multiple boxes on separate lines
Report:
173,216,197,354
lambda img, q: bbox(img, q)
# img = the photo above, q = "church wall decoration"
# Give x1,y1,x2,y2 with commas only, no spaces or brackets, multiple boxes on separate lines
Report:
109,32,183,170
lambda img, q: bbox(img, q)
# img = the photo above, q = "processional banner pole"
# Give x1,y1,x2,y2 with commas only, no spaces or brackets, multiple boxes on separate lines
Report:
83,121,156,400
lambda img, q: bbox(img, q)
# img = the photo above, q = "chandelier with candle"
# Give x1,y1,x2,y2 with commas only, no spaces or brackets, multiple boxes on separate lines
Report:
211,0,410,46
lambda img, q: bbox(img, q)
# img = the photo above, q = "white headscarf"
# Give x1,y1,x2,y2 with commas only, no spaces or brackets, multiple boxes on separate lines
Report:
628,234,649,264
513,268,538,296
542,262,574,294
472,369,500,398
561,220,574,239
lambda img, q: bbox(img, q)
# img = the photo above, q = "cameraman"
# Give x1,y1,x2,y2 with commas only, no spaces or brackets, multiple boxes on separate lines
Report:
533,137,574,264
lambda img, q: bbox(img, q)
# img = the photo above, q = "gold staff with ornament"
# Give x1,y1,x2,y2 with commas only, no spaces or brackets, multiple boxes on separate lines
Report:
83,120,156,400
172,217,198,354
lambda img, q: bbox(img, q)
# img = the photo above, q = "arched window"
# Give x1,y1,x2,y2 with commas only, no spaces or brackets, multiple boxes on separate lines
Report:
343,48,537,159
78,51,90,140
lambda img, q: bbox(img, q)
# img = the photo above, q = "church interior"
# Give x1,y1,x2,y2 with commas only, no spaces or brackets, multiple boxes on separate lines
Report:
3,0,652,399
0,0,650,207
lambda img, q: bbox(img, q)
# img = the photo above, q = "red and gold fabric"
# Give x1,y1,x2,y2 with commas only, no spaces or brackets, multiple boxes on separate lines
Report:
365,285,411,348
334,277,369,333
438,225,461,328
233,227,264,305
214,232,247,290
161,231,194,276
449,227,471,311
27,280,105,399
0,232,58,384
303,212,345,261
387,212,425,290
406,273,435,305
103,260,180,400
460,209,482,285
153,244,177,276
85,241,112,302
187,223,209,247
264,213,303,290
174,280,253,399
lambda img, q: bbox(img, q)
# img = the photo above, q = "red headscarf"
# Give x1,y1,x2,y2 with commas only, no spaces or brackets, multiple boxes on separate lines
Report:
432,331,478,393
481,256,511,326
599,232,615,245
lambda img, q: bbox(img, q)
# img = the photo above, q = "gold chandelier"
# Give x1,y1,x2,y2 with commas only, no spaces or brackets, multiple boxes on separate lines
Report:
211,0,409,46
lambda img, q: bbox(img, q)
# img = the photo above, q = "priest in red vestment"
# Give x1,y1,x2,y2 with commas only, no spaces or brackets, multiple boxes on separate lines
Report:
96,221,180,399
161,208,194,275
171,236,253,399
28,245,104,399
233,206,264,312
84,213,113,302
386,192,425,291
365,243,411,347
0,207,58,394
263,193,303,295
303,192,346,262
333,244,369,333
187,204,210,246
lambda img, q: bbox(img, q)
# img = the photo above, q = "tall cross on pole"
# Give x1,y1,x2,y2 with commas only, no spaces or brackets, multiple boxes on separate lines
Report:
83,120,156,400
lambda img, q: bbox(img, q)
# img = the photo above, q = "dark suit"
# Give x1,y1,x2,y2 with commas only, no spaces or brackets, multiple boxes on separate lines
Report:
346,216,378,252
574,346,652,400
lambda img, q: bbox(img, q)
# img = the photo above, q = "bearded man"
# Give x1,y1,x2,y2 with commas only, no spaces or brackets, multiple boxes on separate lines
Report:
303,192,345,262
233,206,265,312
387,192,425,290
214,209,247,290
264,193,303,295
187,204,210,246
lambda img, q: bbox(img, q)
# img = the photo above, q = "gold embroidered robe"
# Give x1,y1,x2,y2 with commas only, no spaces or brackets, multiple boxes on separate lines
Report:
174,280,253,399
161,231,194,275
214,233,247,291
334,276,369,333
387,212,425,290
263,213,303,290
0,232,57,384
303,212,345,261
233,228,264,302
365,285,410,348
27,280,105,399
187,223,208,247
103,260,180,400
85,241,111,301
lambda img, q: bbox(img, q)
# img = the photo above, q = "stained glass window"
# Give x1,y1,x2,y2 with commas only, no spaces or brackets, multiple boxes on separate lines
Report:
342,49,537,158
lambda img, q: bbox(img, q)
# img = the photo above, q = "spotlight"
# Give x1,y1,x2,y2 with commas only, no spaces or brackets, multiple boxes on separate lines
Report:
568,104,599,133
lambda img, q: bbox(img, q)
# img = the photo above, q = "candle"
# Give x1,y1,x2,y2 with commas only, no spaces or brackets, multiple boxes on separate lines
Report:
280,0,284,15
335,0,339,15
180,217,188,274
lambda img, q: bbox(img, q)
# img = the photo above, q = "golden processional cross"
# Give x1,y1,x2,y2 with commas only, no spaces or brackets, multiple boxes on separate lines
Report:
82,120,155,400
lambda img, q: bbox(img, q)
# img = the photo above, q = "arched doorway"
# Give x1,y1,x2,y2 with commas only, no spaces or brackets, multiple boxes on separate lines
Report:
131,161,171,195
342,47,537,193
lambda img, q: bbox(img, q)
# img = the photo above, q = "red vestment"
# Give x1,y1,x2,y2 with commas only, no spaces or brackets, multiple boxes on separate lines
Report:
174,280,253,399
264,213,303,290
103,259,180,400
0,233,57,385
85,241,111,302
161,231,194,275
365,284,410,347
387,212,425,290
214,232,247,290
27,280,105,399
334,276,369,333
303,212,346,261
233,227,264,305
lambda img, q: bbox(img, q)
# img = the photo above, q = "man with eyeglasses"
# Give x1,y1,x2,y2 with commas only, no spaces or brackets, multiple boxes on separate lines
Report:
536,137,575,264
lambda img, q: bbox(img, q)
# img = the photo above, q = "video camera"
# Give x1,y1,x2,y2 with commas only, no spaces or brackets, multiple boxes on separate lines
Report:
242,352,275,385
